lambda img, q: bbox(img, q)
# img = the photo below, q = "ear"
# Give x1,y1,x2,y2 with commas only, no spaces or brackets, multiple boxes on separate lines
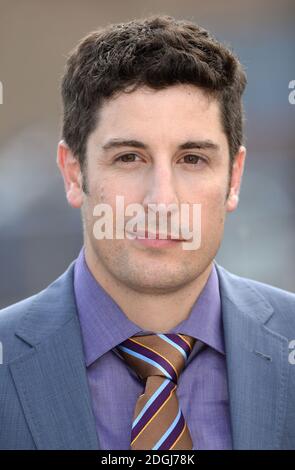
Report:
225,145,246,213
56,140,84,209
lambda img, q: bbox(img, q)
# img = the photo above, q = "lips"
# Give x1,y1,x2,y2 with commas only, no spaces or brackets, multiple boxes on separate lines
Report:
127,230,184,241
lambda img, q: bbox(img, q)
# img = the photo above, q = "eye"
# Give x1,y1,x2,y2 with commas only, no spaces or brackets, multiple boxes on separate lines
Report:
114,153,140,164
178,155,206,166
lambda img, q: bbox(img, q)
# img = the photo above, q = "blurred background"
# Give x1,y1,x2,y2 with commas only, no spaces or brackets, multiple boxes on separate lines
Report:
0,0,294,308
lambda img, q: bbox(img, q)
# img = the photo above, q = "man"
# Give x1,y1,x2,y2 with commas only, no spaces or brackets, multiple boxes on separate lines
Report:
0,15,295,450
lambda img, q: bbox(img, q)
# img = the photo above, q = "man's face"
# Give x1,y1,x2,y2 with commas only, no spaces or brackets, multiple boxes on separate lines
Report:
59,84,245,294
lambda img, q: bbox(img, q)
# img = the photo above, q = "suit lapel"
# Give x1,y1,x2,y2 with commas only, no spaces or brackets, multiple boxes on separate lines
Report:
9,262,99,450
215,263,289,449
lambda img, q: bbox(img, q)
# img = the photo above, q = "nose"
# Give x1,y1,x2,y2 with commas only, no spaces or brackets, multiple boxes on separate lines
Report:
142,162,180,211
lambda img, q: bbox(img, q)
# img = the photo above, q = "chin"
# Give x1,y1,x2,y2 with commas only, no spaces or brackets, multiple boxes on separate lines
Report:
118,264,199,292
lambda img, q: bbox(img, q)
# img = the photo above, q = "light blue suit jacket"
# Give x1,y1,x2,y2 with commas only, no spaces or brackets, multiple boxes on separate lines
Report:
0,260,295,449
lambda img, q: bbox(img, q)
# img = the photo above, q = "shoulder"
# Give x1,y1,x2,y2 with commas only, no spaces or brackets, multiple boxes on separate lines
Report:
239,274,295,331
0,260,76,362
0,294,38,339
225,266,294,305
215,262,295,334
247,277,295,305
216,262,295,303
0,293,40,364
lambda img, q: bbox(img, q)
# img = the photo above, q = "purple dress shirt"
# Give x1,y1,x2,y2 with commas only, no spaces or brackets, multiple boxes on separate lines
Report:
74,247,232,450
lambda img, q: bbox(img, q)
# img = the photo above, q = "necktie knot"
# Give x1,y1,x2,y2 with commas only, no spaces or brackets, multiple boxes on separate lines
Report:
116,333,196,384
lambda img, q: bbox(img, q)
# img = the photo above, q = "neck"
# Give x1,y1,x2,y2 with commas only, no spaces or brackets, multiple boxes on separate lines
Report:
84,244,213,333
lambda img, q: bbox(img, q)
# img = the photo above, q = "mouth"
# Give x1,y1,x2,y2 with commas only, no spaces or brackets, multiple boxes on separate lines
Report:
125,230,186,248
126,230,185,240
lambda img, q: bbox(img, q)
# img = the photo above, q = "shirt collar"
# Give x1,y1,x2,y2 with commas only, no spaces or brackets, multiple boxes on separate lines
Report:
74,246,225,367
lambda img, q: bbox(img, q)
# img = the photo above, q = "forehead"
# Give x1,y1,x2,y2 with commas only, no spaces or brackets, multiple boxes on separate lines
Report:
92,84,227,150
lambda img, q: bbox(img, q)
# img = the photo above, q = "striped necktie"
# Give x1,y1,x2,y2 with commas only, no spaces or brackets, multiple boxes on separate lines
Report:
116,333,196,450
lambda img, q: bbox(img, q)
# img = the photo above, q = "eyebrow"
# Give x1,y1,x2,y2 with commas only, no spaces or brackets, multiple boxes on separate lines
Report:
101,138,220,152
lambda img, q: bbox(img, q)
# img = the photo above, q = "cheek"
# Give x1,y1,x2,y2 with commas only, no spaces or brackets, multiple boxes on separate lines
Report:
194,184,227,227
91,174,138,207
88,177,113,207
86,179,140,237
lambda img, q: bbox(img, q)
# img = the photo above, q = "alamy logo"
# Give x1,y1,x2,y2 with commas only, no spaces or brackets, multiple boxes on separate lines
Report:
288,80,295,105
92,196,202,251
288,340,295,365
0,341,3,365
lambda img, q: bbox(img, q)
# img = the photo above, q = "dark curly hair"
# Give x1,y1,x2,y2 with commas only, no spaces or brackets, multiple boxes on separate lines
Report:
61,15,247,193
